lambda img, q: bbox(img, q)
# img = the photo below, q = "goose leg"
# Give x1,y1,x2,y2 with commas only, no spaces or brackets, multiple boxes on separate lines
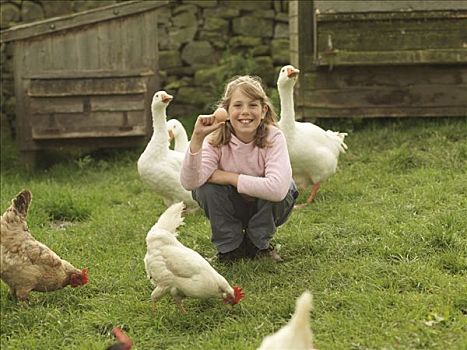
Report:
306,183,321,203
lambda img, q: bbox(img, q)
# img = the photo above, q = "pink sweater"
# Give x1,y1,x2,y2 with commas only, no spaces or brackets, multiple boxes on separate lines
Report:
180,126,292,202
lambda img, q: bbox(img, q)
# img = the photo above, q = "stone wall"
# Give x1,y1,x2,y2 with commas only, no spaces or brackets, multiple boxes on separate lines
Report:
1,0,290,133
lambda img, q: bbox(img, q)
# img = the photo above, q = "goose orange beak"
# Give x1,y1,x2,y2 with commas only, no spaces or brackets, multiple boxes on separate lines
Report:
287,67,300,78
162,93,173,103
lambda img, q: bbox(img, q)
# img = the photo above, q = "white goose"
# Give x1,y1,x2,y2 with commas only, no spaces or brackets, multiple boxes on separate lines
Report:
137,91,198,209
277,65,348,204
167,118,189,153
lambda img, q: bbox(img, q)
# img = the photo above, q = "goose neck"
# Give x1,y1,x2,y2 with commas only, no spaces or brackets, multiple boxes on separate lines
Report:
150,107,169,149
279,85,295,126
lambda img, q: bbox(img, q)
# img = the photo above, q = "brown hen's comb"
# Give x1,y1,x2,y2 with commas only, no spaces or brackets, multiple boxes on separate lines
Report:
81,268,88,285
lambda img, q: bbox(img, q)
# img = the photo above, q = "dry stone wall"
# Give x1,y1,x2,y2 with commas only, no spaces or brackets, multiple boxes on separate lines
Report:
1,0,290,133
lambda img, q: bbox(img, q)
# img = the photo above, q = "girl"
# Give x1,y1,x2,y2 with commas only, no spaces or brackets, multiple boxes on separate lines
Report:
180,75,298,262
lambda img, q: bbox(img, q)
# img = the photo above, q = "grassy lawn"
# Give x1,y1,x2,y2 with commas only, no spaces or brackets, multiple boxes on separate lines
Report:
1,117,466,349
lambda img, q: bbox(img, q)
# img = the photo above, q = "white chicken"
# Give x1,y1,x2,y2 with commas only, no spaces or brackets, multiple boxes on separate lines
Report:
167,118,189,153
143,202,244,313
277,65,348,204
137,91,197,209
257,291,316,350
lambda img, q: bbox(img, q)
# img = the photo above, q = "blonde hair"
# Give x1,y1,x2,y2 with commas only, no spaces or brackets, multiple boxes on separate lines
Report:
209,75,277,148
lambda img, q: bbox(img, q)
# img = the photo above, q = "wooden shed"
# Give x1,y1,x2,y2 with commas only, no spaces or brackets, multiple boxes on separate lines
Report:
289,0,467,119
0,0,167,166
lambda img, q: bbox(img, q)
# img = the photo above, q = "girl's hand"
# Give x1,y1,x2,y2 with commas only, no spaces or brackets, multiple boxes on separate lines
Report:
193,114,224,138
189,114,225,153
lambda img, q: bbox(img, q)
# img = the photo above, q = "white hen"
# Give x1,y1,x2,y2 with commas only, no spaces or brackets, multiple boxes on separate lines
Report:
137,91,197,209
143,202,244,313
167,118,189,153
277,65,348,204
257,291,316,350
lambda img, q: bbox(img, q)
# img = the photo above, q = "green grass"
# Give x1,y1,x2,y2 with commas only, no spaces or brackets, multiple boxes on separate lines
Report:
1,117,466,349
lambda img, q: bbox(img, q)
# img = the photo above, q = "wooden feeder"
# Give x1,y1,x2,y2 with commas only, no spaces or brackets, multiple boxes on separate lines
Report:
289,0,467,119
1,0,168,166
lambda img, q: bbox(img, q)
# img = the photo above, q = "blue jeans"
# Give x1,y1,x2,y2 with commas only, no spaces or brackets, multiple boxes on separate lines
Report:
192,182,298,253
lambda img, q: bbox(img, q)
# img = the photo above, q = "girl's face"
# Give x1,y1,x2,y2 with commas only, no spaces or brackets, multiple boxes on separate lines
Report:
228,88,268,143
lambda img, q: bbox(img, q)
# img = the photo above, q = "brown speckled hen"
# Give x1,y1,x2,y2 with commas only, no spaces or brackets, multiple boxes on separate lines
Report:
0,190,87,301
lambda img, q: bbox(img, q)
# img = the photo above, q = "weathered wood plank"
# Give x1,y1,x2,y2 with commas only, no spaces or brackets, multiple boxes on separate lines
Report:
13,42,33,150
302,84,467,108
317,11,467,24
29,97,84,114
31,137,147,151
75,24,100,70
32,125,147,140
28,95,145,114
297,0,314,67
28,77,147,96
298,106,467,119
0,0,169,43
314,1,467,13
317,49,467,66
52,111,145,128
302,66,467,89
24,69,155,79
141,10,158,69
31,110,146,140
91,95,145,112
317,28,466,52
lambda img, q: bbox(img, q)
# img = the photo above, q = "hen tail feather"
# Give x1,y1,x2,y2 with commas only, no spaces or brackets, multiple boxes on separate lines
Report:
289,291,313,330
154,202,185,235
12,190,32,217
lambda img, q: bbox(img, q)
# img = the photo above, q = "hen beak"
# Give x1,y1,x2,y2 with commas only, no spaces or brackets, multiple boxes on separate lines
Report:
222,286,244,305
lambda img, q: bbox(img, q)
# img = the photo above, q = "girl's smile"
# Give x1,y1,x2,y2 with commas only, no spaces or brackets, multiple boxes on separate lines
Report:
228,89,267,143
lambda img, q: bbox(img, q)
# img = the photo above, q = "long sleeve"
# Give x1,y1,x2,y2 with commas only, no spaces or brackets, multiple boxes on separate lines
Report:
237,130,292,202
180,139,220,190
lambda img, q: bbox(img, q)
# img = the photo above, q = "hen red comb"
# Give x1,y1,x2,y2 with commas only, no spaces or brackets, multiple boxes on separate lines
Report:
81,268,88,285
233,286,245,304
224,286,245,305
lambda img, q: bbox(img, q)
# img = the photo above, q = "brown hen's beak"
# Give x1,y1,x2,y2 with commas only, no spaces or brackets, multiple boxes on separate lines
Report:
168,129,174,142
287,67,300,78
81,268,88,285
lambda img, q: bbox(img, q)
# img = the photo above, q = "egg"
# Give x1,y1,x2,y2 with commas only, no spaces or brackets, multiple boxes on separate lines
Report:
213,107,228,122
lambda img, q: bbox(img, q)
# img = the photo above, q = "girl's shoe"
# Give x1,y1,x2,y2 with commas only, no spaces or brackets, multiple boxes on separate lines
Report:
255,245,283,263
217,243,246,263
